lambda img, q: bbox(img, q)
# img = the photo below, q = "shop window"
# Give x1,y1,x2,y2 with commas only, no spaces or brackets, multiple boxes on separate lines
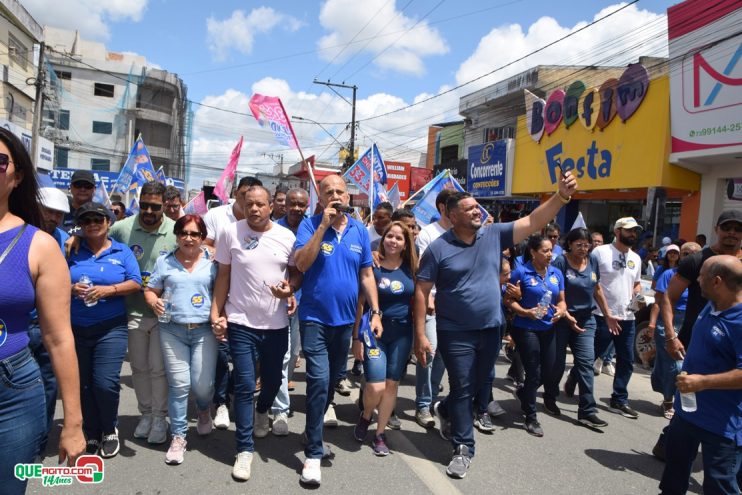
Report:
483,126,515,142
94,83,115,98
55,147,69,168
58,110,70,130
91,158,110,171
92,121,113,134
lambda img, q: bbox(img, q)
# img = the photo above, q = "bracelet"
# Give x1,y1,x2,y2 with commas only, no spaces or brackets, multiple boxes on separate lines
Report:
352,337,360,341
665,335,677,343
557,191,571,204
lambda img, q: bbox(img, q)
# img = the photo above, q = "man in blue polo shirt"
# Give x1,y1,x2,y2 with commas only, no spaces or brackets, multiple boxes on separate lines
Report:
293,175,382,486
415,170,577,479
660,255,742,495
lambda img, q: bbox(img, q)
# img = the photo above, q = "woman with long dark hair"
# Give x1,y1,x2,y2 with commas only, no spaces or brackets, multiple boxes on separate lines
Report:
0,128,84,494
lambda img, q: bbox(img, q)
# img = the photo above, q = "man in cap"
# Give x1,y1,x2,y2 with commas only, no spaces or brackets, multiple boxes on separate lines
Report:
63,170,96,233
592,217,644,419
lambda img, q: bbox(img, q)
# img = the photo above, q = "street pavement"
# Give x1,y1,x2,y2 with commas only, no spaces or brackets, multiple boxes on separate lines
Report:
30,352,703,494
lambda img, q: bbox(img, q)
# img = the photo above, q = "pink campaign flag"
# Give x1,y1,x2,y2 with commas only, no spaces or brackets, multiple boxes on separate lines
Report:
183,191,208,216
248,94,299,149
214,136,243,204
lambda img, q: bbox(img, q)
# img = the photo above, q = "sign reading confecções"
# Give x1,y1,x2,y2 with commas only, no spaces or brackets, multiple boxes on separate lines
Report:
467,140,508,197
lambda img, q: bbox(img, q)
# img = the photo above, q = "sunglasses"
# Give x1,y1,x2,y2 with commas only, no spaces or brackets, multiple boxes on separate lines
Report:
178,230,202,239
719,223,742,233
111,208,123,215
139,202,163,212
72,181,95,190
80,215,106,226
0,153,14,173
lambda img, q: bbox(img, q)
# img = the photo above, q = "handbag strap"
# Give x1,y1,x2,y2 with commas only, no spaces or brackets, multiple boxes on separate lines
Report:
0,224,27,266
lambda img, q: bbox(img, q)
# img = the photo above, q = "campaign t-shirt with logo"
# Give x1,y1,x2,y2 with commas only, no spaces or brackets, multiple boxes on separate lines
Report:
591,243,642,321
147,248,217,324
510,260,564,331
374,264,414,321
551,254,600,314
296,214,373,326
215,220,296,330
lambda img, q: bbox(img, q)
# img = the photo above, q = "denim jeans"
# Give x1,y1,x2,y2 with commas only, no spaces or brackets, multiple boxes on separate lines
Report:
228,322,287,453
415,314,446,411
300,321,353,459
272,313,301,415
436,328,501,457
363,318,413,383
594,315,635,404
0,348,45,495
75,319,128,439
551,314,597,417
159,322,218,437
651,310,685,401
28,322,57,454
473,324,503,414
213,340,233,408
660,415,742,495
511,326,557,421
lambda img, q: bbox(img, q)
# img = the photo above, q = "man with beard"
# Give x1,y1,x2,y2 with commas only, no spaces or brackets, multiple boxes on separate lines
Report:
109,181,177,444
591,217,643,419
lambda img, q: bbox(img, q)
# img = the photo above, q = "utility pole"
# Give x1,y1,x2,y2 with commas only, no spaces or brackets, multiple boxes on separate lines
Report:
30,42,46,167
312,80,357,171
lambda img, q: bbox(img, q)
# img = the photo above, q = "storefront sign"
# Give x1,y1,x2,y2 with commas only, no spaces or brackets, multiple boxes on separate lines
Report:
49,168,119,190
385,161,411,199
0,118,54,169
467,141,507,197
728,178,742,201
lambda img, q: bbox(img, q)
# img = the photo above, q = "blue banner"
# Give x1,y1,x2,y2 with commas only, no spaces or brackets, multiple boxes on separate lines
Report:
342,147,373,195
411,170,462,226
467,141,507,198
371,143,387,185
48,168,119,190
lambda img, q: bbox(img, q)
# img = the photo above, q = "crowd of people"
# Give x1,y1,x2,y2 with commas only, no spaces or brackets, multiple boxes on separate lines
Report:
0,126,741,493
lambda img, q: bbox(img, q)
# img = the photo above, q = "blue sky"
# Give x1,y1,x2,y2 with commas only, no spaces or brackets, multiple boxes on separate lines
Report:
24,0,677,187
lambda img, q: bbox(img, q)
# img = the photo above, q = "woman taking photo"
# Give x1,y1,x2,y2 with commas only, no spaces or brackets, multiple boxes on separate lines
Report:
68,202,142,458
0,128,85,494
508,234,567,437
352,221,417,455
549,228,613,429
144,215,218,465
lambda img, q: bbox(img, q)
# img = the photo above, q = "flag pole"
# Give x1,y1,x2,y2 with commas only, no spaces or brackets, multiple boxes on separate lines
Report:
279,100,320,197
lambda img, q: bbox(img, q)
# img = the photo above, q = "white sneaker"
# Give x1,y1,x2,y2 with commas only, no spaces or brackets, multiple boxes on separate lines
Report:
214,405,230,430
603,361,616,376
254,411,270,438
593,358,602,376
148,416,168,444
272,412,289,436
134,414,153,439
324,403,338,428
300,458,321,485
232,451,253,481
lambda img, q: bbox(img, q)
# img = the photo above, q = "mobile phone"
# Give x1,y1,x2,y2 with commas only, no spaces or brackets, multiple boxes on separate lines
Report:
333,203,354,214
555,164,566,179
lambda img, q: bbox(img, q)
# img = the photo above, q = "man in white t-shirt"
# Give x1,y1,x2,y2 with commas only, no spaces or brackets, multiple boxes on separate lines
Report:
413,189,456,429
367,202,393,244
592,217,643,419
210,186,300,481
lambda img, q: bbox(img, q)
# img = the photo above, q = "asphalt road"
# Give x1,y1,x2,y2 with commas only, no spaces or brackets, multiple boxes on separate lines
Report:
30,352,703,494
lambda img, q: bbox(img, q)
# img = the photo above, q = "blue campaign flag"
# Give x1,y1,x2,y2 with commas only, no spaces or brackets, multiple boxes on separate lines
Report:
387,182,401,209
372,181,389,210
371,143,387,185
410,170,490,227
127,196,140,215
111,137,156,194
155,167,166,184
134,146,158,184
342,146,373,195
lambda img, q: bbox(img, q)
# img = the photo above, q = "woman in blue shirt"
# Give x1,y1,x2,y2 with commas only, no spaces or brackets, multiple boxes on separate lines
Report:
352,221,417,456
651,244,680,290
144,214,218,466
508,234,567,437
549,228,613,429
68,202,142,459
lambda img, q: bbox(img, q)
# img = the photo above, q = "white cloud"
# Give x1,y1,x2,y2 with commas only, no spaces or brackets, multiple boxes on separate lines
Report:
206,7,303,62
317,0,448,76
23,0,148,40
456,3,667,93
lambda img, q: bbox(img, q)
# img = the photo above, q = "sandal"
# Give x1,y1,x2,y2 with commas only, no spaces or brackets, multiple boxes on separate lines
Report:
661,400,675,420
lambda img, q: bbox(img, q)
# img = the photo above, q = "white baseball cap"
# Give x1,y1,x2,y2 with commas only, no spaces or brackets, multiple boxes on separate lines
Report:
39,187,70,213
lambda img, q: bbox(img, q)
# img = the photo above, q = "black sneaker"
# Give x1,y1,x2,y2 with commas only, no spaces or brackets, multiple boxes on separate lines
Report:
445,445,471,479
543,398,561,416
350,359,363,376
85,438,100,455
474,413,495,433
100,428,120,458
652,433,666,462
563,375,576,398
578,414,608,429
524,419,544,437
610,400,639,419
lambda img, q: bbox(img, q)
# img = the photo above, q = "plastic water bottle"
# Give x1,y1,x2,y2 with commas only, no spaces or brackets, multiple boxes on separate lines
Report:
679,371,697,412
158,287,172,323
535,290,552,319
78,274,97,307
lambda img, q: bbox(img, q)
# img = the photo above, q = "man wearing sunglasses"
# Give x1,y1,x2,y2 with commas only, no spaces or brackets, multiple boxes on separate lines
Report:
108,181,177,445
63,170,96,233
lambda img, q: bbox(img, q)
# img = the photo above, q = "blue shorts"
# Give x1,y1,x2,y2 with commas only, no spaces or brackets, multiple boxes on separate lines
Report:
363,318,413,383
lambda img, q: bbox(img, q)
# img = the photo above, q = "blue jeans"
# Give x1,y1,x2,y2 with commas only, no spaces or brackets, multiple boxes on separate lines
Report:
473,324,503,414
74,318,128,439
0,348,45,495
159,322,218,437
652,310,685,401
511,326,557,421
300,321,352,459
272,313,301,415
228,322,287,453
660,415,742,495
363,318,413,383
594,315,635,404
28,322,57,454
213,340,233,408
437,328,501,456
552,314,597,417
415,314,446,411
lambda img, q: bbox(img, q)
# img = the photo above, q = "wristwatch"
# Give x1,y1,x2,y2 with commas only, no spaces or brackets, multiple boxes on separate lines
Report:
370,309,383,318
